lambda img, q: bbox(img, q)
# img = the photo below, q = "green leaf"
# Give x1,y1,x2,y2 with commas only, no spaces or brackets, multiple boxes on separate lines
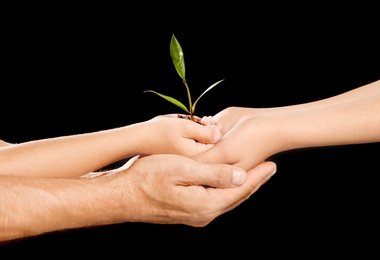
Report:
191,79,224,113
144,90,190,113
170,35,186,80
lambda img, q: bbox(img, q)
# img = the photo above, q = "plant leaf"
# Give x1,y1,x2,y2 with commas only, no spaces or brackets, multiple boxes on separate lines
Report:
144,90,190,113
170,35,186,80
191,79,225,113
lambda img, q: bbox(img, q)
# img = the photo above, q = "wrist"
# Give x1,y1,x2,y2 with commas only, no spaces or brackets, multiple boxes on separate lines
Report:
117,122,150,156
254,114,298,154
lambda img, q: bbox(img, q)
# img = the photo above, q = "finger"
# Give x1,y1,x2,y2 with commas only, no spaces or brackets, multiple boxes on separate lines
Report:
184,121,222,144
209,161,276,212
244,161,277,196
200,116,215,126
187,163,248,188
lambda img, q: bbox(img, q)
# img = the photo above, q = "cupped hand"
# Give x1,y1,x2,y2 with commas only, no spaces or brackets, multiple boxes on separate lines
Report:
194,114,283,171
114,154,276,226
139,114,222,157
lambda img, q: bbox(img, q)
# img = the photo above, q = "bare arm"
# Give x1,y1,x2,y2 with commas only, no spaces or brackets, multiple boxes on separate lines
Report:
0,154,276,243
0,116,221,178
0,125,143,178
213,80,380,130
195,80,380,171
260,79,380,116
278,93,380,149
0,174,120,243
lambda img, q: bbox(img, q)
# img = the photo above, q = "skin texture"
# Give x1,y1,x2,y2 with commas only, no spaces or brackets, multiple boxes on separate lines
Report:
7,78,377,243
0,155,276,243
194,79,380,171
0,114,222,178
6,77,378,243
0,114,277,243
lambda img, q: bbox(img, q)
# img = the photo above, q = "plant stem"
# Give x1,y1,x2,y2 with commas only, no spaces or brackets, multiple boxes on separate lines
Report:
183,79,193,119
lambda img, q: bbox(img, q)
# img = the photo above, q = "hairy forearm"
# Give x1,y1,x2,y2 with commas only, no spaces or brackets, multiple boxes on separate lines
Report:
0,123,145,178
278,94,380,150
0,175,125,243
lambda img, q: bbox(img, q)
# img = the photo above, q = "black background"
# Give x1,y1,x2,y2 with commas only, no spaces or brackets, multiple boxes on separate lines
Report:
1,5,379,258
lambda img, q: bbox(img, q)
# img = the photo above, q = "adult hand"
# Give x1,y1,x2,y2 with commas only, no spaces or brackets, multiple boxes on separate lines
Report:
0,154,276,242
116,154,276,226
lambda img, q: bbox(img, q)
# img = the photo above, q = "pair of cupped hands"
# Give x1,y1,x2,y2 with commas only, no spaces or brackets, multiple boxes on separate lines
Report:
84,107,277,227
147,106,277,173
105,106,278,186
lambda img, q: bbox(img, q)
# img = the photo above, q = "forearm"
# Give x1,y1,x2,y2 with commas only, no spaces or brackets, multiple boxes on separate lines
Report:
278,94,380,150
260,80,380,117
0,123,145,178
0,175,125,243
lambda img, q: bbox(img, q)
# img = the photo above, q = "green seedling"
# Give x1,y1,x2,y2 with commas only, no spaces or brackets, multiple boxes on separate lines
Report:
144,34,224,122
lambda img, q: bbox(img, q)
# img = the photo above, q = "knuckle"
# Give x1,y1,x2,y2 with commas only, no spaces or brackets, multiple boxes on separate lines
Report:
214,167,232,187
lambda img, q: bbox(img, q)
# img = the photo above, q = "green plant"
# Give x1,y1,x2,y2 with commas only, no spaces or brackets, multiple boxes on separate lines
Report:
144,34,224,122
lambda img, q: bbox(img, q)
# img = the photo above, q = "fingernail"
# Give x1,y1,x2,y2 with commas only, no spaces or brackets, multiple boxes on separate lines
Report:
210,125,222,142
232,169,247,186
269,164,277,177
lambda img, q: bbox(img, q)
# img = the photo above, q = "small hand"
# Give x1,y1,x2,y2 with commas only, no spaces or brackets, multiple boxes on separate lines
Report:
194,109,280,171
140,114,222,157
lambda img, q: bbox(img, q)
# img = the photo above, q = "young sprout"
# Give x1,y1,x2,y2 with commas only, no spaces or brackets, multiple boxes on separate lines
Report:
144,34,224,122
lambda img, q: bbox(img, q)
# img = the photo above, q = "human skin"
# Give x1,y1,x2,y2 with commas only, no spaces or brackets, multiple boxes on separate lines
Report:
0,154,276,243
195,79,380,171
0,114,222,178
0,112,277,243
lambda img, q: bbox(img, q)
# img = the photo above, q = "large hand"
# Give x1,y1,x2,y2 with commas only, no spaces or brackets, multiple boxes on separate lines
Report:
115,154,276,226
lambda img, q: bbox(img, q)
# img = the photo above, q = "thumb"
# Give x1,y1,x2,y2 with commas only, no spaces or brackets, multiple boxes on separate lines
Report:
185,123,222,144
195,163,248,188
